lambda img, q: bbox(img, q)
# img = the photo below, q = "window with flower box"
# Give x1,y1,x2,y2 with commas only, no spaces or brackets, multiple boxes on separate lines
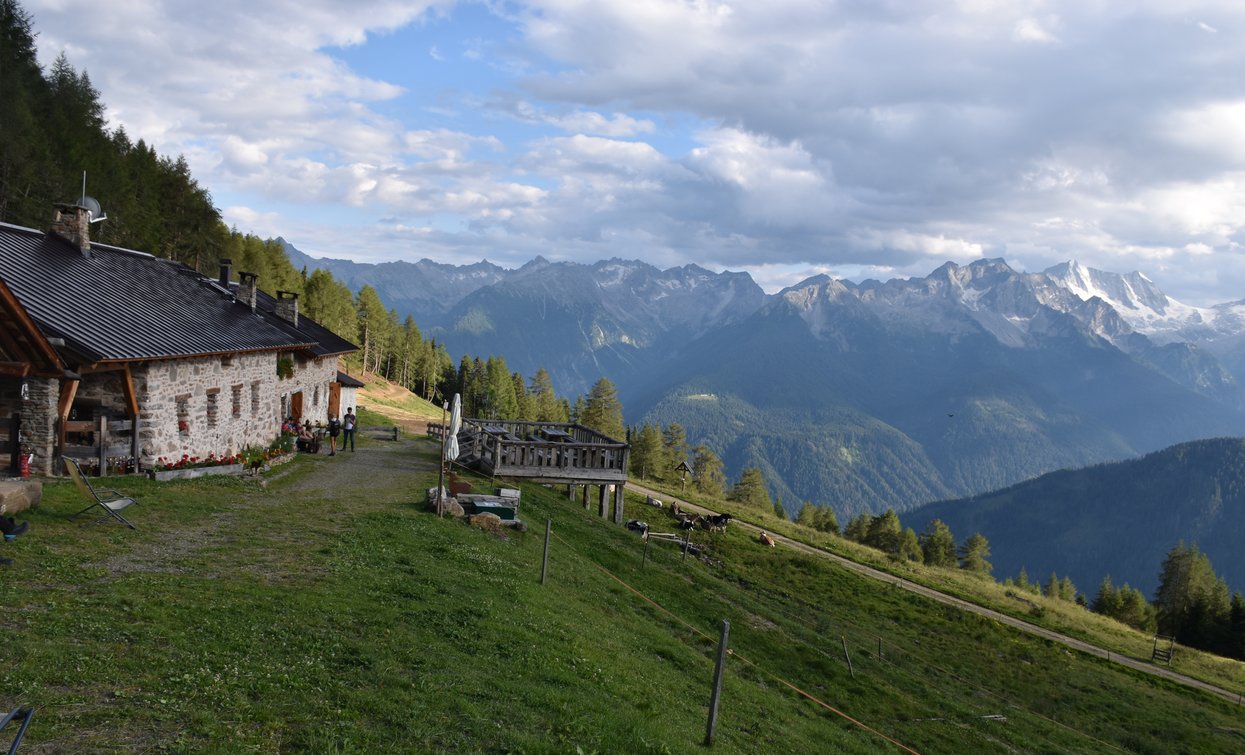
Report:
176,393,191,438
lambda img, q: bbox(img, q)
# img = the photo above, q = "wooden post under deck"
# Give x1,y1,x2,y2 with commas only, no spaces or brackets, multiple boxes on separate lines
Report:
598,485,609,518
613,484,625,525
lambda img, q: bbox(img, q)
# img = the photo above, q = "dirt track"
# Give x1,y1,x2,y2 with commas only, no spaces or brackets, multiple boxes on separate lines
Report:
626,481,1245,707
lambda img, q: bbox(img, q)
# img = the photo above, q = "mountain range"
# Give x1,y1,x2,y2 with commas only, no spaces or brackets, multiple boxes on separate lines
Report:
284,242,1245,517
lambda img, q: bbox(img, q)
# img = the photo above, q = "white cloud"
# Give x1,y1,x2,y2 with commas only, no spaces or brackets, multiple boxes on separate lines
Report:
24,0,1245,305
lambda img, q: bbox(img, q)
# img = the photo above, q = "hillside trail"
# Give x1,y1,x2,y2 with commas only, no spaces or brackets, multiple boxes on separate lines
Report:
626,481,1245,708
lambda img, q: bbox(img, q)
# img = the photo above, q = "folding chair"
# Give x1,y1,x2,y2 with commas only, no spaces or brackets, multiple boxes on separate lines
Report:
63,458,138,529
1,706,34,754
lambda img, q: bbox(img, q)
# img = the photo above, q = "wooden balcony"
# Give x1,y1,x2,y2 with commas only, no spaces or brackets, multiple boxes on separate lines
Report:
456,419,629,486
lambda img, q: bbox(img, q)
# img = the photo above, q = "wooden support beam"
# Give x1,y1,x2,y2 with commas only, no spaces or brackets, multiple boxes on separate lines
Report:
56,377,80,462
0,361,30,377
121,364,140,418
582,484,590,510
57,378,79,421
598,485,609,518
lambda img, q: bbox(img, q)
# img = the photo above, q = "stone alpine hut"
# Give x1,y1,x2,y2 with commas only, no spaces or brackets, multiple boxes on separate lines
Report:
0,203,357,475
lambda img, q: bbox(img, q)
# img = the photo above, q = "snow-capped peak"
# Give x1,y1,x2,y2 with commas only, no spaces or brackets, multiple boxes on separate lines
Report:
1042,261,1216,342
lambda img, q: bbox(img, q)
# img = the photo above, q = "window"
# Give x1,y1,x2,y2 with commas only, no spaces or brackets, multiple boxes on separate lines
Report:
232,384,243,418
206,388,220,428
176,393,191,438
250,381,261,415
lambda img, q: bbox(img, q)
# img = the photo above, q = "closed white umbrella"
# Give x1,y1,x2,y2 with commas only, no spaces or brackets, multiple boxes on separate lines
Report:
446,393,462,462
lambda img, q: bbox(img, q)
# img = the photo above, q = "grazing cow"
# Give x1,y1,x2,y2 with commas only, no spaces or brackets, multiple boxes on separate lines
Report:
645,496,663,509
671,501,681,516
758,531,776,548
706,513,732,532
626,519,649,534
678,515,701,532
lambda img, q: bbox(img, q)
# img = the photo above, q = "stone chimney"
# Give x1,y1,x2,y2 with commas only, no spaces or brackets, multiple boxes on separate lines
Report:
218,258,232,287
275,290,299,326
50,203,91,257
236,272,258,313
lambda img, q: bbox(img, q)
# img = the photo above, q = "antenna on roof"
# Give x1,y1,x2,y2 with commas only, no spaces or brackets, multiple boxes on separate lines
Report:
79,171,107,224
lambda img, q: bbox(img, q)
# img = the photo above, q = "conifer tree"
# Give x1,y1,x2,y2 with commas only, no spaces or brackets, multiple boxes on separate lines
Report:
919,519,957,567
1155,542,1231,648
813,505,839,535
529,369,565,422
579,378,624,440
795,501,817,528
844,513,870,542
629,424,664,480
691,445,727,498
958,533,992,574
662,423,689,475
865,509,903,554
729,468,772,510
898,528,923,563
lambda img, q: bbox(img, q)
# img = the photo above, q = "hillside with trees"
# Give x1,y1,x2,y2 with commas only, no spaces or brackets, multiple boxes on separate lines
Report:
907,437,1245,601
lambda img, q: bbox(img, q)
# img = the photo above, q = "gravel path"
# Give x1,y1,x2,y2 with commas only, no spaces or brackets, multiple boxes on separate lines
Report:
280,435,439,497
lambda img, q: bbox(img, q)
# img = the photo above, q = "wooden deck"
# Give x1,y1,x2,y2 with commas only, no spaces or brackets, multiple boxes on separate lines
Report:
456,419,629,486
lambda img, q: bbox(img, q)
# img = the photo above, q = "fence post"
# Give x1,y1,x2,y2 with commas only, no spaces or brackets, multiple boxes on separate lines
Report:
540,519,552,585
642,537,650,568
705,619,730,746
842,636,855,679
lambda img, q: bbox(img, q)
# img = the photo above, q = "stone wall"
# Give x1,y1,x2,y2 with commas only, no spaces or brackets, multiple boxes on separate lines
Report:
17,378,57,476
134,352,338,466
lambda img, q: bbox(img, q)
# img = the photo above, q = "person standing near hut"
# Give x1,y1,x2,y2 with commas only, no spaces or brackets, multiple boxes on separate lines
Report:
326,414,341,456
343,407,357,452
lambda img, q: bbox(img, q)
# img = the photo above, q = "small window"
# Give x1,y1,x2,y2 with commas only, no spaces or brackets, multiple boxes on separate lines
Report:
313,385,321,407
231,384,243,418
221,355,234,368
250,381,261,415
176,393,191,438
206,388,220,428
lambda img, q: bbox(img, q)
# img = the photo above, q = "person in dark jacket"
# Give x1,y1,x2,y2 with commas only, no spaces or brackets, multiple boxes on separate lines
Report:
327,415,341,456
342,408,357,452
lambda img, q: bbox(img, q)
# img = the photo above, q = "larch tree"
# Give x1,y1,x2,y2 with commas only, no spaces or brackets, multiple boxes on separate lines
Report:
729,467,772,510
579,378,625,441
958,533,993,575
919,519,958,567
691,445,727,498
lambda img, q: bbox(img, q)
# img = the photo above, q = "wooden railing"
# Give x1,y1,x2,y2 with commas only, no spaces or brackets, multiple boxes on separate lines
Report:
458,419,628,482
60,415,140,476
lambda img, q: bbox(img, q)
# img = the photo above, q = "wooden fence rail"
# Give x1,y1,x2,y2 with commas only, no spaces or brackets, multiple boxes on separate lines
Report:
59,415,140,476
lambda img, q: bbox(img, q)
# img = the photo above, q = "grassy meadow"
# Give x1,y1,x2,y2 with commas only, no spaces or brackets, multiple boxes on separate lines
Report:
2,430,1244,752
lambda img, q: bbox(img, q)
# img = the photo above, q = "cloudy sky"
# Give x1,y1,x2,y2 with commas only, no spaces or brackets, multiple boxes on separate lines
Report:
24,0,1245,304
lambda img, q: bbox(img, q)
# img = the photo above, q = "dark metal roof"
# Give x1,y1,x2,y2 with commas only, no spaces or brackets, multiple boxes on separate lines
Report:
253,288,357,358
335,370,366,387
0,221,351,364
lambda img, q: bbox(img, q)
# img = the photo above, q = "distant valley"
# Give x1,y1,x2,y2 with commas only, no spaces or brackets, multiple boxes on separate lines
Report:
285,242,1245,520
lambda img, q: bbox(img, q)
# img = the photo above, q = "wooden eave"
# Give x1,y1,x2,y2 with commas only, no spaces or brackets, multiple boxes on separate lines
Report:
81,341,320,371
0,278,64,377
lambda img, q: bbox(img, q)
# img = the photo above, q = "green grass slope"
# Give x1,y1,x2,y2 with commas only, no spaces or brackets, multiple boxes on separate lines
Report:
2,440,1244,752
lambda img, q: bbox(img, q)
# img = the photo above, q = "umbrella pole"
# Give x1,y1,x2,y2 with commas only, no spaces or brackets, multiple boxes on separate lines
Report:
437,400,448,516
